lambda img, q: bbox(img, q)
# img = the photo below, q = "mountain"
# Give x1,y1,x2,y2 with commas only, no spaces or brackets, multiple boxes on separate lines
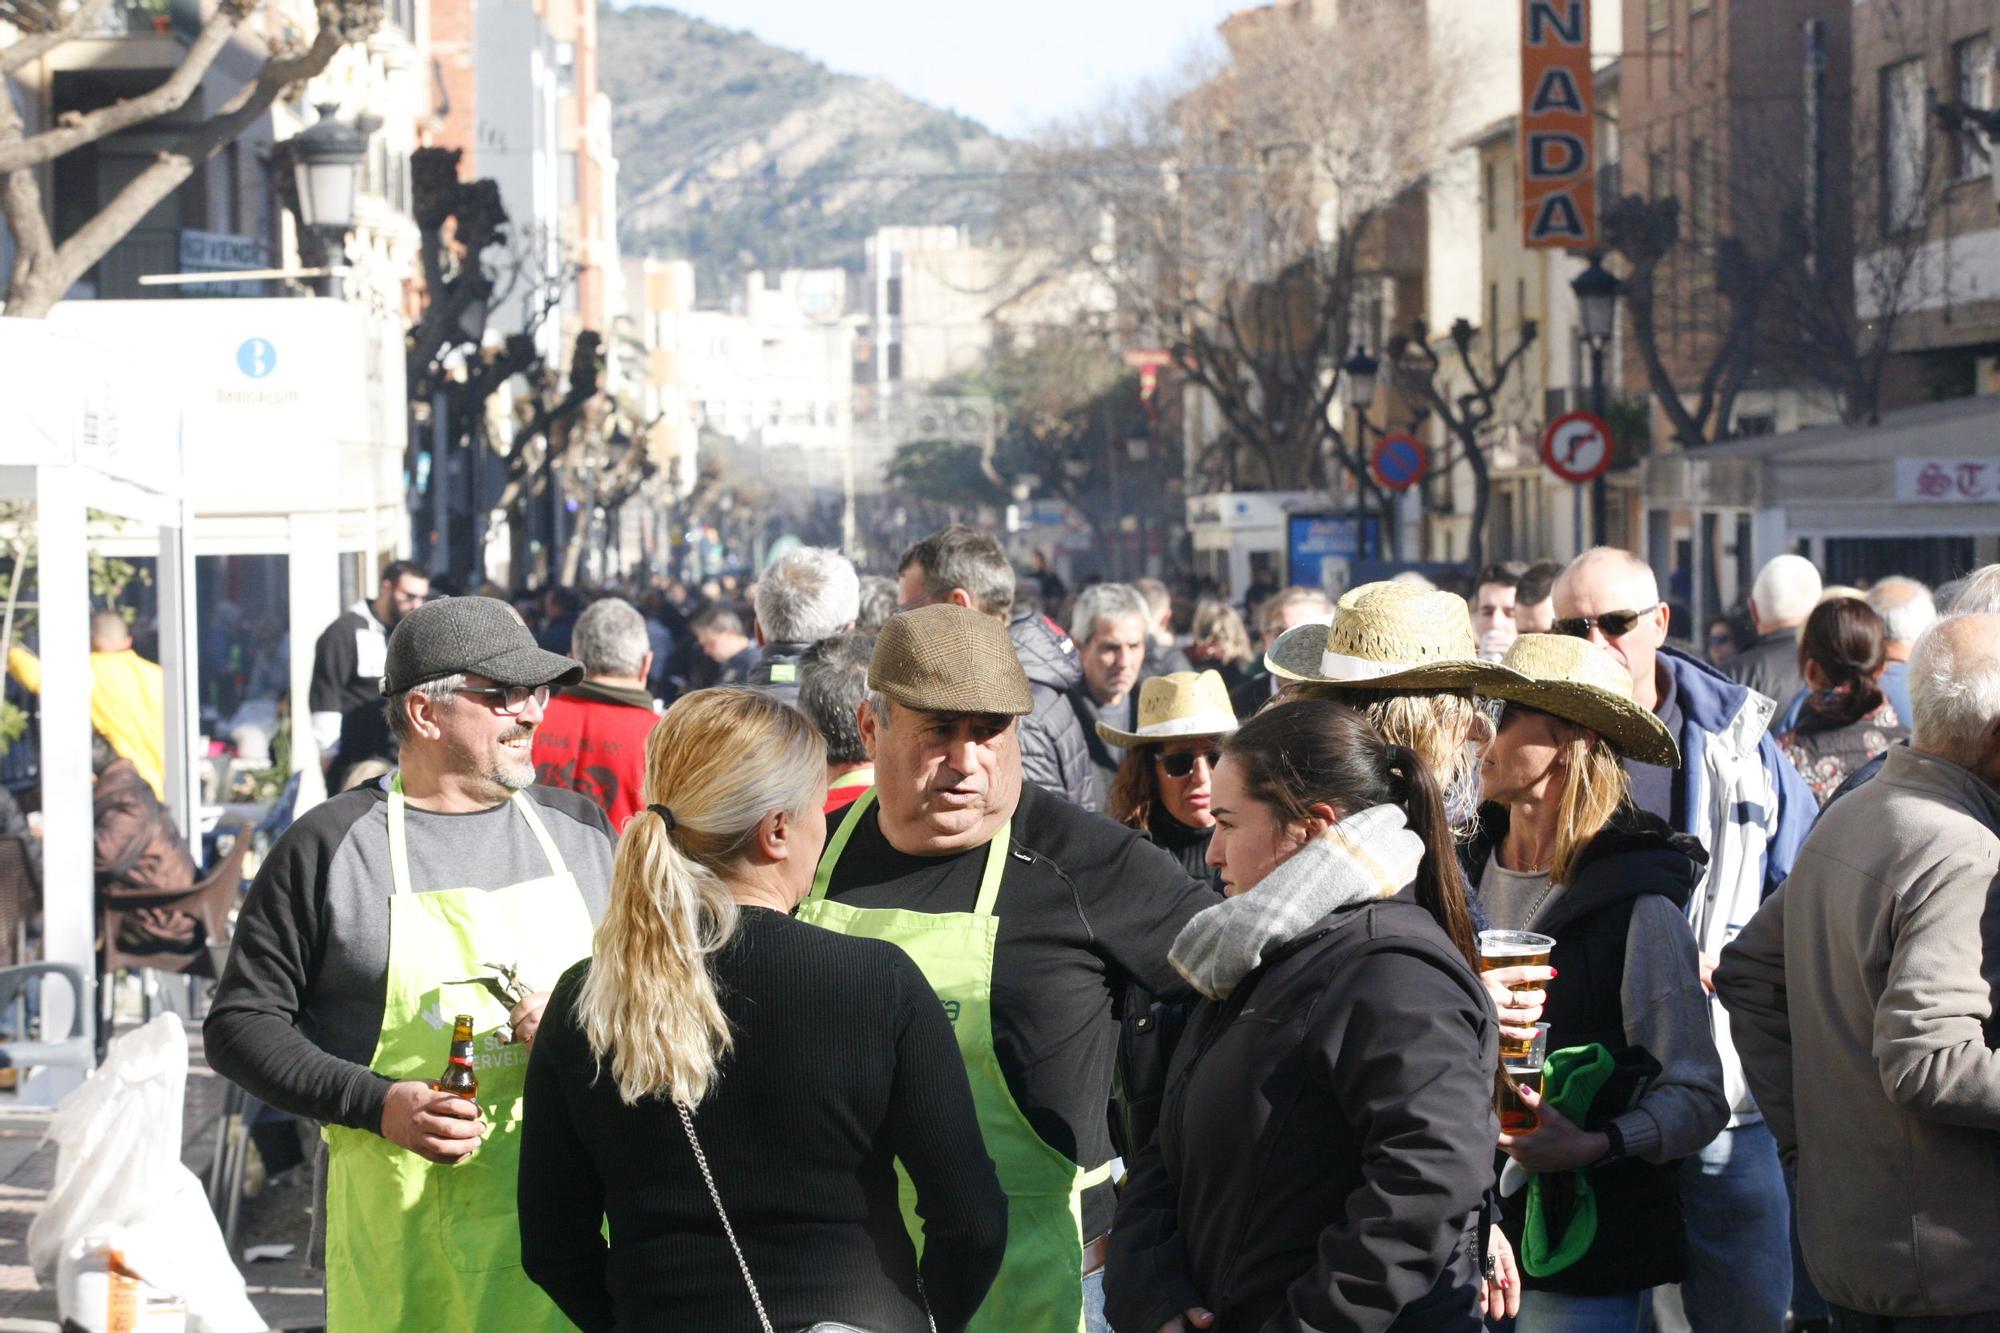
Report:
598,5,1014,298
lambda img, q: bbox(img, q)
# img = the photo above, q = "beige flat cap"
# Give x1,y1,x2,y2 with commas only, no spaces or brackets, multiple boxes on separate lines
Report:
869,603,1033,716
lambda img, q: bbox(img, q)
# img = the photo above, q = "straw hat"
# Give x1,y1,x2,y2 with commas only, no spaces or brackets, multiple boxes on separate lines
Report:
1480,633,1681,767
1096,670,1239,748
1265,581,1526,691
869,604,1033,716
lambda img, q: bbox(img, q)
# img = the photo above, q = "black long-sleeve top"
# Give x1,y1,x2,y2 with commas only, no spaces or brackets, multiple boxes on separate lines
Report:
518,907,1008,1332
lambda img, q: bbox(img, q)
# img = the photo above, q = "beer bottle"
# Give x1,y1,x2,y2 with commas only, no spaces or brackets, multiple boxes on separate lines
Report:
434,1014,478,1102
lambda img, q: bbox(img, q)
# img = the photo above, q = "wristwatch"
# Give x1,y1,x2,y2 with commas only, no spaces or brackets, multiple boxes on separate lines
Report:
1596,1122,1628,1165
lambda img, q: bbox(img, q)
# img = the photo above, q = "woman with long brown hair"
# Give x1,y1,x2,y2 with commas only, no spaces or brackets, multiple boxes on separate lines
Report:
1779,597,1908,805
1105,697,1499,1332
1465,635,1726,1332
518,688,1006,1331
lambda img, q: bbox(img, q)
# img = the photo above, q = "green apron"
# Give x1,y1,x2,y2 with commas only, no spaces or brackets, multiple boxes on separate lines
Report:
800,789,1114,1333
322,779,595,1331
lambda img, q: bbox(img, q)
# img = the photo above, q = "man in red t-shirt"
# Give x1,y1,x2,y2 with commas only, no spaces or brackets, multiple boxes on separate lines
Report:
531,597,661,829
798,633,876,814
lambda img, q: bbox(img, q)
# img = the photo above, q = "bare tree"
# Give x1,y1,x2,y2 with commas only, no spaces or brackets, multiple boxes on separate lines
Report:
1001,1,1452,550
0,1,383,316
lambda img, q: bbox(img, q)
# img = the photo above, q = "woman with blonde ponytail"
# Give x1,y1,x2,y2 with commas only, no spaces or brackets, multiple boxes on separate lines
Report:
519,688,1006,1332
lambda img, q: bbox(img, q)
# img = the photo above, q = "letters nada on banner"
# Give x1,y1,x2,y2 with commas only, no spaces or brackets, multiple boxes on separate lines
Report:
1520,0,1597,251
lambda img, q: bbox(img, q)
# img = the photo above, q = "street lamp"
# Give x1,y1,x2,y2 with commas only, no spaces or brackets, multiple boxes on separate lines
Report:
1343,347,1379,413
291,104,368,296
1570,254,1621,542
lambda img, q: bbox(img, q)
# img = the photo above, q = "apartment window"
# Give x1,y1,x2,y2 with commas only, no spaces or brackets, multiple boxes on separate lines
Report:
1882,58,1929,230
1954,35,1994,180
886,342,903,381
1488,281,1499,337
1648,0,1669,35
1689,0,1709,10
1690,139,1715,249
1648,148,1671,200
1484,160,1496,231
1515,277,1527,330
885,276,903,318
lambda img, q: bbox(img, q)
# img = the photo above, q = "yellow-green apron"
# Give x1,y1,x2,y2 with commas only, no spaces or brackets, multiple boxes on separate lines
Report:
322,779,595,1331
800,789,1113,1333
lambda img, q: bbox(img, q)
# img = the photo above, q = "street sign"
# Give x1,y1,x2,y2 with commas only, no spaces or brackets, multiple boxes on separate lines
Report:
1370,432,1430,491
178,229,270,297
1520,0,1597,250
1541,410,1613,483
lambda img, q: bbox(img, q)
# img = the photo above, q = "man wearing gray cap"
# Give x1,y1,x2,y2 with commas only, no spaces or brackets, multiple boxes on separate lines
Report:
800,604,1215,1333
206,596,616,1331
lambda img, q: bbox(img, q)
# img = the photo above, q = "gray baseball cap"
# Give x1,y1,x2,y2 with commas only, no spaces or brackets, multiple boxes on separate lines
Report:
380,595,583,696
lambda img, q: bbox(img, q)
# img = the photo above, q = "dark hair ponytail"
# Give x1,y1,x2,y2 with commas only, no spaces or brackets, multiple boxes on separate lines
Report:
1226,701,1481,973
1797,598,1887,726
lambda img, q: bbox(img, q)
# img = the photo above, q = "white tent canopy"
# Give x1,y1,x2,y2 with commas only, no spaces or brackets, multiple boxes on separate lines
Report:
0,317,197,1100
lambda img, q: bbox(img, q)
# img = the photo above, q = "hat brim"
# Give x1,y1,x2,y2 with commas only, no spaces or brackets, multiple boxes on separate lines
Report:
1096,715,1238,750
459,643,585,692
1264,622,1527,692
1478,678,1682,768
875,682,1033,717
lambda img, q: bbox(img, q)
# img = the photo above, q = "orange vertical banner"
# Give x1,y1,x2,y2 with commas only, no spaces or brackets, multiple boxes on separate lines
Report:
1520,0,1596,250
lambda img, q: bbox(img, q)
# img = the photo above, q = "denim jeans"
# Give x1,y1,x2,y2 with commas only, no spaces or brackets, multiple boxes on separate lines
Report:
1082,1269,1108,1333
1516,1289,1648,1333
1676,1122,1792,1333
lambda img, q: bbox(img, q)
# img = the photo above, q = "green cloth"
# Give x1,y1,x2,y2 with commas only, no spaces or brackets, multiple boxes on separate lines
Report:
1522,1043,1616,1277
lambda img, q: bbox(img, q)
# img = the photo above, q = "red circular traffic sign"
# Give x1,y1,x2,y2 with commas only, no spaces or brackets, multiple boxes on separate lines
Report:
1541,410,1614,484
1370,432,1430,491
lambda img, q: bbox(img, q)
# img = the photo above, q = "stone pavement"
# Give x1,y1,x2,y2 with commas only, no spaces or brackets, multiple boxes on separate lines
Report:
0,1021,324,1333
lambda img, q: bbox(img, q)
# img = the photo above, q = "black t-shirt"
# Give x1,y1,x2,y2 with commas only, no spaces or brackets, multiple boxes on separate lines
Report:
1625,661,1684,827
822,782,1216,1239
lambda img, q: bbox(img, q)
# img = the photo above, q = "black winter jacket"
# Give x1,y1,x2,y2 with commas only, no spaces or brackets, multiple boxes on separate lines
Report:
1107,898,1497,1333
1010,613,1100,811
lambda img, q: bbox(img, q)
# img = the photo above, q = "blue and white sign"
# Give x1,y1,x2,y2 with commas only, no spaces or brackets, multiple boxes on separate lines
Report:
236,337,277,379
1287,512,1380,588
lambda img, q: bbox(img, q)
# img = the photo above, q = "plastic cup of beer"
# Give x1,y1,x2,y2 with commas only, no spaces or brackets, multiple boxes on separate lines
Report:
1497,1022,1551,1134
1478,929,1555,1061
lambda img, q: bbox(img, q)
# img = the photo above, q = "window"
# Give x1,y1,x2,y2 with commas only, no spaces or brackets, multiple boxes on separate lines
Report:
1690,139,1715,249
1882,58,1929,229
1648,148,1671,200
1648,0,1669,35
886,342,902,381
1515,277,1526,331
1954,35,1994,180
885,276,902,318
1484,160,1496,231
1488,281,1499,337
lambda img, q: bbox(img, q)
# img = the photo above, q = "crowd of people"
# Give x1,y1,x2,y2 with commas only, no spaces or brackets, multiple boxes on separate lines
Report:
192,528,2000,1333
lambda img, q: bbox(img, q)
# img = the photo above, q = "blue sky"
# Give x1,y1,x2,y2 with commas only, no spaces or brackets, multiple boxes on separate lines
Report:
608,1,1240,137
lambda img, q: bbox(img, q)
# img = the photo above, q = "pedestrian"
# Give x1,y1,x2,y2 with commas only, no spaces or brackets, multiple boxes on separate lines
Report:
1863,575,1934,725
9,608,170,798
1551,547,1815,1333
1472,560,1530,661
1135,577,1195,680
691,603,759,686
1104,697,1499,1333
1031,548,1069,604
1186,598,1255,697
1724,554,1822,720
1703,616,1738,670
806,604,1216,1331
1068,583,1156,805
308,559,428,791
798,632,877,814
531,597,661,829
1716,613,2000,1330
93,732,204,962
1101,670,1237,883
855,574,898,633
1778,598,1909,807
1465,635,1726,1330
747,546,860,707
897,525,1099,810
1230,586,1333,719
205,596,614,1330
538,586,584,655
1514,560,1560,634
518,688,1006,1331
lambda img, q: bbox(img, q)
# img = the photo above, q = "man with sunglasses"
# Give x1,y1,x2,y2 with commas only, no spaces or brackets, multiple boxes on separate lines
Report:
1553,548,1815,1333
208,596,617,1330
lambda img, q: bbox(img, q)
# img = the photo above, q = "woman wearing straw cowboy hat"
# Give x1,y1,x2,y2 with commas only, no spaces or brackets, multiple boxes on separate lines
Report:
1464,634,1727,1333
1100,670,1239,883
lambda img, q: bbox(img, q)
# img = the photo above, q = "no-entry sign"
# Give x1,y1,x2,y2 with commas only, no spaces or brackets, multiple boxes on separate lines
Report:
1541,410,1613,484
1370,432,1430,491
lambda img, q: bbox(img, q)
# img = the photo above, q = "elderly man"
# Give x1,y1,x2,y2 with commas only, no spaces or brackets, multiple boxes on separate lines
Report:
748,546,860,707
1553,547,1816,1333
1067,583,1153,805
797,632,876,813
803,604,1213,1332
1228,585,1333,719
1865,575,1935,725
1717,614,2000,1329
531,597,660,828
898,525,1098,809
207,597,614,1331
1725,554,1823,718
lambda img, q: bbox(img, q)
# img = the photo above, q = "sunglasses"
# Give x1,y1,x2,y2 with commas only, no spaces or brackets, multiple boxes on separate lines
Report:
453,684,551,716
1551,605,1659,640
1155,747,1221,779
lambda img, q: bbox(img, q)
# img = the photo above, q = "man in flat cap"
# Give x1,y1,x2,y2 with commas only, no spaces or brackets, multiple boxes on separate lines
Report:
799,604,1216,1333
207,597,617,1331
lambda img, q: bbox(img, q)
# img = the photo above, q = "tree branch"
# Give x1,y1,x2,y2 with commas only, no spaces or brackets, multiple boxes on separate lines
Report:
0,0,116,80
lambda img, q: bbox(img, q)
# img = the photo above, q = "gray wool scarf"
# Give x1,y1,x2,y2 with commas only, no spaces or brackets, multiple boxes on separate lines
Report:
1169,804,1426,999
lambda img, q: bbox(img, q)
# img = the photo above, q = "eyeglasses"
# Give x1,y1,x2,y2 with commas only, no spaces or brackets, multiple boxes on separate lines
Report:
1155,747,1221,779
1551,605,1659,640
453,684,551,716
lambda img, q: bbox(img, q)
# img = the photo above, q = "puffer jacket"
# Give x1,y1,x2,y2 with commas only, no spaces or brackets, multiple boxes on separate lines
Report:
1010,613,1099,811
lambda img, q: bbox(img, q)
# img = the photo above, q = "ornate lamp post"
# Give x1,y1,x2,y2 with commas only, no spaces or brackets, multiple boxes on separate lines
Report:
1570,254,1621,542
